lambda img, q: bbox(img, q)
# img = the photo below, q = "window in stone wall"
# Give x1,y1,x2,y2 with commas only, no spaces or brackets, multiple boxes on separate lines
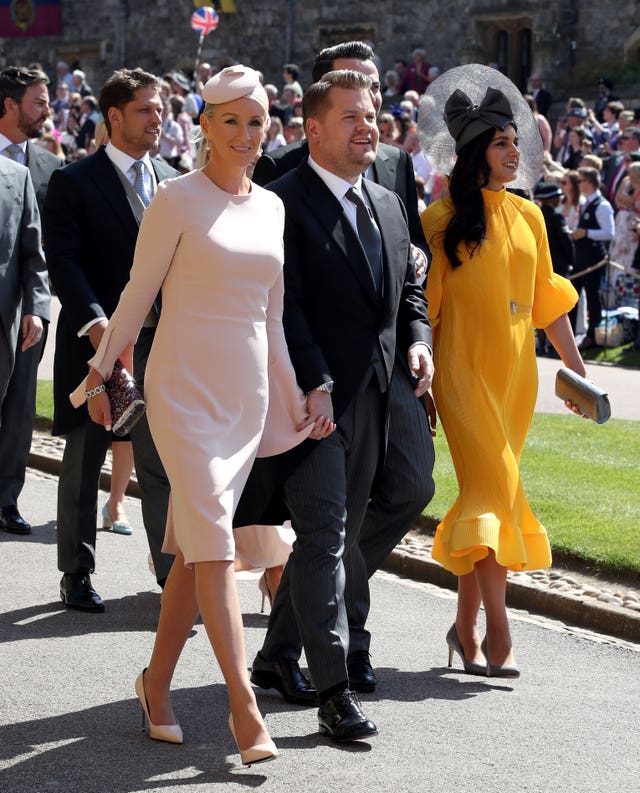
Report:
496,30,508,73
519,28,532,90
477,16,533,91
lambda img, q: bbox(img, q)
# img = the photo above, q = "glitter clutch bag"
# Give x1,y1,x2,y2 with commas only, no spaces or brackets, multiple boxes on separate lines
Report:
105,360,146,436
555,367,611,424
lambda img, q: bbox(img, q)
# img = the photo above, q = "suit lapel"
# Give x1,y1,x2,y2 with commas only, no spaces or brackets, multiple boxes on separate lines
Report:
297,163,379,305
370,144,398,193
88,148,139,240
362,179,403,318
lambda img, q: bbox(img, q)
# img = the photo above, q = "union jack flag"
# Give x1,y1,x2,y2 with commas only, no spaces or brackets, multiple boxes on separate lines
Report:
190,6,219,35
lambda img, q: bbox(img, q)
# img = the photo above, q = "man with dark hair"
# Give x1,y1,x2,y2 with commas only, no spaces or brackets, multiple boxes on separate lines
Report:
44,67,177,611
282,62,302,98
76,95,100,150
0,65,60,536
247,69,431,741
0,160,49,502
248,42,435,698
533,181,575,354
571,166,615,349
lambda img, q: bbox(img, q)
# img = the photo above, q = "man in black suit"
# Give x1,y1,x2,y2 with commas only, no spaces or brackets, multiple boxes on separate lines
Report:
44,68,177,611
529,73,552,118
0,66,61,536
533,181,575,354
249,70,432,741
251,41,435,695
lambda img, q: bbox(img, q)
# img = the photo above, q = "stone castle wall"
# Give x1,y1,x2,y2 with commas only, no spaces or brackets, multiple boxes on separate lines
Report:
1,0,638,105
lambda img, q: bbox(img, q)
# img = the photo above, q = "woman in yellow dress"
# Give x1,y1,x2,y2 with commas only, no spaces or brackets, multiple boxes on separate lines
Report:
421,80,588,677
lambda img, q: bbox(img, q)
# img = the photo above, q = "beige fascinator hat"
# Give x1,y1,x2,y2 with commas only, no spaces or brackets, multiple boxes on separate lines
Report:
418,63,543,190
202,65,269,113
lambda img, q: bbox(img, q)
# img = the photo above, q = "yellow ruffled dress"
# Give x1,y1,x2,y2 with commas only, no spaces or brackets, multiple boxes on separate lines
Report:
422,188,578,575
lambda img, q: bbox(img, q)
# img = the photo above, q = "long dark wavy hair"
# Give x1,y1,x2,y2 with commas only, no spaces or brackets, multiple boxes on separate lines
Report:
443,123,516,268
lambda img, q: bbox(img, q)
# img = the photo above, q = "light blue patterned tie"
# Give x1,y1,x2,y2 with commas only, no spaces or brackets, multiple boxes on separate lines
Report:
132,160,151,207
3,143,24,164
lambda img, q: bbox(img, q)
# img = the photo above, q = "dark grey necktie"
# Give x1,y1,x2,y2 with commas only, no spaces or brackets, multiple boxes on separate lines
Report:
346,186,383,295
3,143,24,163
132,160,151,207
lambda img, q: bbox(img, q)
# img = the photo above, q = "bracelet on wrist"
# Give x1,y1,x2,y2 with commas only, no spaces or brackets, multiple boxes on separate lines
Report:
85,383,106,399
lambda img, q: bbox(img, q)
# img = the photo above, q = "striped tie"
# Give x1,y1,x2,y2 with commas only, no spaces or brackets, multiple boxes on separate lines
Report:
346,187,383,296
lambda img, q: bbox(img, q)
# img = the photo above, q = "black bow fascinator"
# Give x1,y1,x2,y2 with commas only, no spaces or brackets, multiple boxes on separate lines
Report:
444,87,515,153
418,64,543,189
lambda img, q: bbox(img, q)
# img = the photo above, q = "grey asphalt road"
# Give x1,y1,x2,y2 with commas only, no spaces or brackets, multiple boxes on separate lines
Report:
1,470,639,793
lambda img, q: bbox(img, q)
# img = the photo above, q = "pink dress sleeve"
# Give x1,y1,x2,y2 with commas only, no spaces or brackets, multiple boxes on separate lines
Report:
69,179,182,407
257,199,313,456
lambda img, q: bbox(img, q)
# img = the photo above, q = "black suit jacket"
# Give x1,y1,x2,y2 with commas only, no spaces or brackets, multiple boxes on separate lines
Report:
269,161,431,422
540,204,574,277
253,139,428,259
43,147,176,435
533,88,552,118
602,153,626,208
233,161,431,528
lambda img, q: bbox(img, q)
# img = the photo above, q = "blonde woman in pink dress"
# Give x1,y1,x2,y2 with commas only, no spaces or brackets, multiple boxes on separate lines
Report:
76,67,334,765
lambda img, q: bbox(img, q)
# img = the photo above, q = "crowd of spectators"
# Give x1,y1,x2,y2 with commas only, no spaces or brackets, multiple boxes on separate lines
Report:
22,51,640,348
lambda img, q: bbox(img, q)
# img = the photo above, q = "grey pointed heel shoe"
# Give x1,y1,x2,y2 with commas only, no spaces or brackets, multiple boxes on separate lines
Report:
481,637,520,678
446,624,487,676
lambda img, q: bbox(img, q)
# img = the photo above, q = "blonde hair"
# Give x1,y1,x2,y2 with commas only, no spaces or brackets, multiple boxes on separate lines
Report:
628,162,640,188
93,119,109,148
195,94,268,170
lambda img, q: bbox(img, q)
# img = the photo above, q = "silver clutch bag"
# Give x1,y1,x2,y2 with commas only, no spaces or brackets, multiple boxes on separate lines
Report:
555,368,611,424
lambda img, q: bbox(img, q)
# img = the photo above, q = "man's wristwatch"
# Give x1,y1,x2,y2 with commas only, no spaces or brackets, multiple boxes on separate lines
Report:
311,381,334,394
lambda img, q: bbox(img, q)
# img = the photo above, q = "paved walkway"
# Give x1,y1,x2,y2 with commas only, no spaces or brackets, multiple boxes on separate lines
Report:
2,470,639,793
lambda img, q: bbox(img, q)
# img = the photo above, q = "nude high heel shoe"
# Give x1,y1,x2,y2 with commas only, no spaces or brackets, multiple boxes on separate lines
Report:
228,713,278,766
135,669,183,743
258,573,272,613
446,624,487,676
481,637,520,678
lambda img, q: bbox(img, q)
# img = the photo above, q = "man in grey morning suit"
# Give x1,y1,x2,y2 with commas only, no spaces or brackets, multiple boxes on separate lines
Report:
248,70,433,741
0,66,60,536
0,159,49,447
251,41,436,695
44,68,177,611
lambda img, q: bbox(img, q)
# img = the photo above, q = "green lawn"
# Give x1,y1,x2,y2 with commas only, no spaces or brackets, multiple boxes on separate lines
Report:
424,413,640,579
582,342,640,368
36,379,54,423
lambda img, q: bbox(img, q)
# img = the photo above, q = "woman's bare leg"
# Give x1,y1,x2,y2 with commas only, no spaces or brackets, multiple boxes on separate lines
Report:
455,571,485,663
264,564,284,600
142,550,199,725
195,560,271,750
107,440,134,523
474,550,516,666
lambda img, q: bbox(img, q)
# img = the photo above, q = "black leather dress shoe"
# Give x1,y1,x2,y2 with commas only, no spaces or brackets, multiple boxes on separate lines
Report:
0,505,31,535
60,573,105,612
347,650,377,693
318,689,378,742
250,653,317,705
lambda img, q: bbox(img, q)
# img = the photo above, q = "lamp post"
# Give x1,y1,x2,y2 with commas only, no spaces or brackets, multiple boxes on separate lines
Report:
118,0,129,67
284,0,296,64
